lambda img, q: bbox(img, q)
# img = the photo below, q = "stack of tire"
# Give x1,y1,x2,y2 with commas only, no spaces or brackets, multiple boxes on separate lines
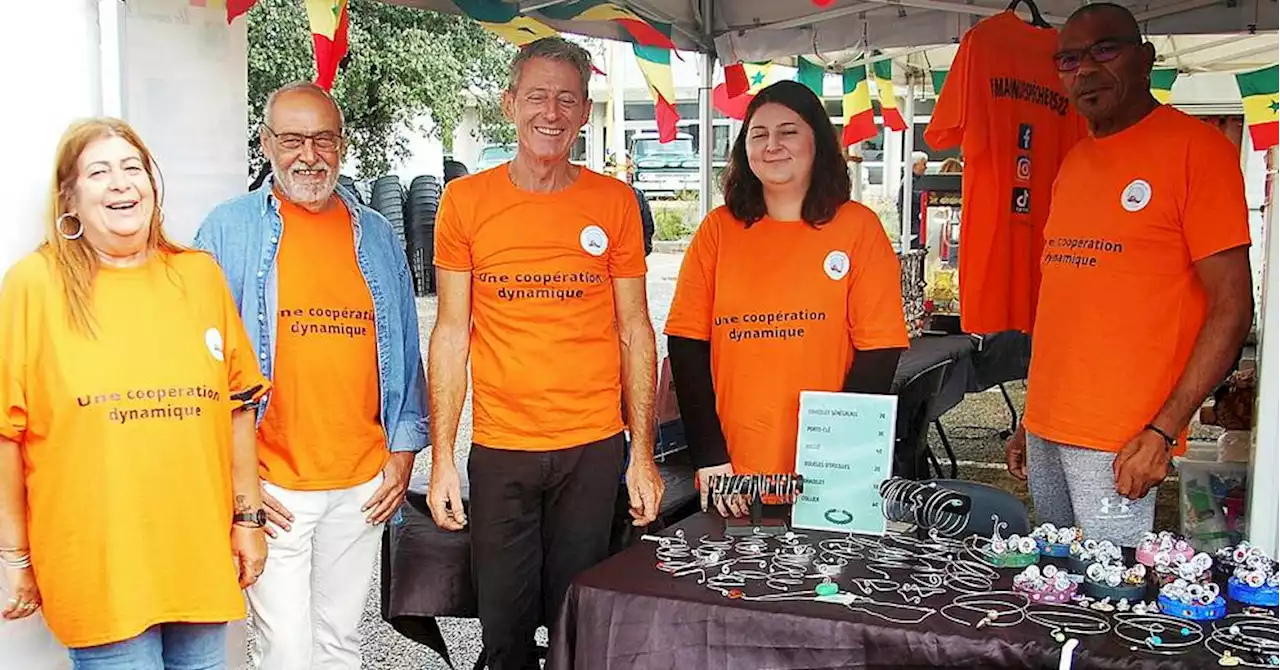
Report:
370,176,406,250
405,175,441,296
337,174,362,204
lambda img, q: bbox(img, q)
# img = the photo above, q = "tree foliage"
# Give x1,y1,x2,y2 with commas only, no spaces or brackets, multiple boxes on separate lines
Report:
247,0,515,178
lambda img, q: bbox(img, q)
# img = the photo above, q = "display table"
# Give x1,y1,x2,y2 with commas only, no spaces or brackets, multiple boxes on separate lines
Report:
547,513,1227,670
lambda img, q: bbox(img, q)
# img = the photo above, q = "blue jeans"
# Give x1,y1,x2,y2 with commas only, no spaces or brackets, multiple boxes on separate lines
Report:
68,623,227,670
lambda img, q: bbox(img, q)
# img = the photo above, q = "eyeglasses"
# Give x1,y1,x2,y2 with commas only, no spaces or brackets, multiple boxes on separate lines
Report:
1052,38,1140,72
262,125,343,151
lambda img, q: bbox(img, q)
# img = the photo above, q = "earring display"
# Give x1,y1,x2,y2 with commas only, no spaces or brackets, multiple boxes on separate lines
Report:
1012,564,1080,604
977,515,1039,568
1029,523,1081,558
1137,531,1197,569
1218,542,1280,608
1157,577,1228,621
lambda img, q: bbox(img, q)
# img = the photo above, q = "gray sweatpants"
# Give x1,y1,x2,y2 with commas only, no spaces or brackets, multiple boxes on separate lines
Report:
1026,432,1157,548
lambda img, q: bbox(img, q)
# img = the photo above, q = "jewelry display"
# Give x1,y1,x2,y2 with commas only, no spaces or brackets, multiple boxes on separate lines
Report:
1114,612,1204,656
938,591,1029,629
1137,531,1196,569
1205,614,1280,667
1013,564,1080,604
1082,557,1148,603
878,478,972,538
979,516,1039,568
707,473,805,536
1025,603,1112,641
1069,538,1122,574
1029,523,1081,558
1158,577,1228,621
1217,542,1280,608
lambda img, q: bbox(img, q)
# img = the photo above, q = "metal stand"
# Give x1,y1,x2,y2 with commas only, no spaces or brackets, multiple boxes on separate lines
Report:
709,474,804,537
724,493,789,537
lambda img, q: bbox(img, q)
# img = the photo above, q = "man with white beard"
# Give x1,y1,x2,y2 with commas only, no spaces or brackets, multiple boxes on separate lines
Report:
195,81,428,669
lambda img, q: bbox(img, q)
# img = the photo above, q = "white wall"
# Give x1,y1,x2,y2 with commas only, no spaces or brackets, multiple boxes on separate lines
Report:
1,1,249,667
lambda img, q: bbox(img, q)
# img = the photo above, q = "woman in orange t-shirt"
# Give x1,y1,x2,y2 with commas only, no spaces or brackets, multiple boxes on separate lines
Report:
664,81,910,517
0,118,270,668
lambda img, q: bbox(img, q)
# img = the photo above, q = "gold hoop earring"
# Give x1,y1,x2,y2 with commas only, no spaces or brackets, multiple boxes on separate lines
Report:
57,213,84,241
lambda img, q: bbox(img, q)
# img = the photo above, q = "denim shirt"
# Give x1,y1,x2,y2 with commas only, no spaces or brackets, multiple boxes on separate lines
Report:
193,182,429,454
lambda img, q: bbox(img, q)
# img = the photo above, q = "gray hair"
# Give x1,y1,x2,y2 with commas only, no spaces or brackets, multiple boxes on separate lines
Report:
263,81,345,129
507,37,592,98
911,150,929,164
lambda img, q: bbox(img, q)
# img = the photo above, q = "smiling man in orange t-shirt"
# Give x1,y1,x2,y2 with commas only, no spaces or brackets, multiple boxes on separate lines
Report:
1005,3,1254,547
426,38,664,670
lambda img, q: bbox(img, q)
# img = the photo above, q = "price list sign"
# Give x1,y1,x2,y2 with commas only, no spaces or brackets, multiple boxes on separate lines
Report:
790,391,898,535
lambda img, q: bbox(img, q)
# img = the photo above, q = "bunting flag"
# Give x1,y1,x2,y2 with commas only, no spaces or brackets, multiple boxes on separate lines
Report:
538,1,675,50
1151,68,1179,104
226,0,258,23
712,62,773,120
842,65,877,146
930,69,948,95
742,62,774,94
452,0,559,46
871,55,907,131
305,0,350,90
796,57,826,97
1236,65,1279,150
634,31,679,143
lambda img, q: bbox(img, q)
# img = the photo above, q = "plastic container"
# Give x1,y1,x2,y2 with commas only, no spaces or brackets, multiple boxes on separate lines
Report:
1156,594,1227,621
1037,538,1072,558
987,552,1039,569
1227,576,1280,607
1067,557,1090,575
1016,580,1078,605
1084,580,1147,603
1175,456,1249,554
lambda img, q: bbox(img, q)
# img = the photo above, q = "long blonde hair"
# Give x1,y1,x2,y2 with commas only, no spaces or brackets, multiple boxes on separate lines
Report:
46,118,184,335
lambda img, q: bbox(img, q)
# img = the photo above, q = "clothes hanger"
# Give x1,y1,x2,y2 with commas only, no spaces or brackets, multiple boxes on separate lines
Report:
1006,0,1051,28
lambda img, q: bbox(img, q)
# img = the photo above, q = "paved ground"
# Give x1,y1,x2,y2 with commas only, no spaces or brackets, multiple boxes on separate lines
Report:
326,249,1199,668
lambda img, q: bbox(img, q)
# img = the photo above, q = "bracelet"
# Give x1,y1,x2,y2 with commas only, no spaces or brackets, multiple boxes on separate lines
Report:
1,553,32,569
1145,423,1177,447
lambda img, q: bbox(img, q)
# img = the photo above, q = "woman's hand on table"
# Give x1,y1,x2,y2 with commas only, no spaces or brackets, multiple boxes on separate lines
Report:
697,463,747,518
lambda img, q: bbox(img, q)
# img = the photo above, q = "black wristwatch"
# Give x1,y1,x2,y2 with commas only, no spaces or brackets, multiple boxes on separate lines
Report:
233,509,267,528
1145,423,1177,449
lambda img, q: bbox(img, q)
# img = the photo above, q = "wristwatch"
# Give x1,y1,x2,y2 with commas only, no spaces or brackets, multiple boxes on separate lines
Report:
233,509,267,528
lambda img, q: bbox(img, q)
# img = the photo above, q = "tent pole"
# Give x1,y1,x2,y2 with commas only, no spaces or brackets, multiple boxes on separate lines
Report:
1248,146,1279,558
609,40,626,182
698,0,714,218
899,74,917,251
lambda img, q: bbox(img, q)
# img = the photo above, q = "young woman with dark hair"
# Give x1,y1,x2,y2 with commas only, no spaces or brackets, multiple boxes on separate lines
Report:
664,80,910,517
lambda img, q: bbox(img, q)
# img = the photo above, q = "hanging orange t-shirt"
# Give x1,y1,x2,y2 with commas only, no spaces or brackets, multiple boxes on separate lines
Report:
0,249,269,648
924,10,1088,335
663,204,910,475
1024,105,1252,452
434,167,647,451
258,197,386,490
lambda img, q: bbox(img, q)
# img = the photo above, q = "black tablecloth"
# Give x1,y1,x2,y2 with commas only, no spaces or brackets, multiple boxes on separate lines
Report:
548,513,1215,670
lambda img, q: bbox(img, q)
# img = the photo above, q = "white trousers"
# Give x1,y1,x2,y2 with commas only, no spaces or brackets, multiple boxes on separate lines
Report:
247,473,384,670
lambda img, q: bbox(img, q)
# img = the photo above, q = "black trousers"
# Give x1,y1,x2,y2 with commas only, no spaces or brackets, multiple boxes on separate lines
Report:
468,433,626,670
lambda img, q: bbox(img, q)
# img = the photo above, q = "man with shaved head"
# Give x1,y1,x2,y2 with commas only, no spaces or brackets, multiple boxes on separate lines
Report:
1006,3,1253,547
196,81,428,668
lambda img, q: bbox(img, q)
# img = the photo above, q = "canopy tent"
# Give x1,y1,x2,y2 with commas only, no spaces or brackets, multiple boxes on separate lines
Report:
373,0,1280,560
383,0,1278,61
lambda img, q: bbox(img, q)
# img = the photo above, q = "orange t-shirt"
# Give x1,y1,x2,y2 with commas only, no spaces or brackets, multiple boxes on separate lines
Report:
1024,105,1252,451
0,249,269,648
924,10,1089,335
663,204,910,475
258,197,386,490
434,167,647,450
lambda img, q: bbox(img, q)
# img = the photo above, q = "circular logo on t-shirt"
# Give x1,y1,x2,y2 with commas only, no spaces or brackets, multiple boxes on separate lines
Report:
580,225,609,256
1121,179,1152,212
205,327,224,362
823,251,850,280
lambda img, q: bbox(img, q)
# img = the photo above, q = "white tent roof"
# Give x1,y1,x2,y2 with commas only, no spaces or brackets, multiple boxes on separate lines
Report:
385,0,1278,66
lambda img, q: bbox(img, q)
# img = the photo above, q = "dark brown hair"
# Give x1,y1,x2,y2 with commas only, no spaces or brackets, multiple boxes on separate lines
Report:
722,80,851,228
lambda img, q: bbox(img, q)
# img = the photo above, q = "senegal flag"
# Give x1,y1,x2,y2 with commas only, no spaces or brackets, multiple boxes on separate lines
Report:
305,0,349,91
1236,65,1279,150
538,1,675,49
930,69,948,96
872,56,907,131
796,57,825,97
842,65,877,146
635,41,679,143
1151,68,1178,104
452,0,559,46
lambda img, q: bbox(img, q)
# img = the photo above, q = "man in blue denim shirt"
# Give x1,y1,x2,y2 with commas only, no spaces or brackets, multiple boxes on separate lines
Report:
194,82,427,670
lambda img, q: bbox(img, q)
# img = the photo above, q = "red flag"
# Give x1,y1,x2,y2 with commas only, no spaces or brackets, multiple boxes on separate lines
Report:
724,63,749,98
305,0,350,91
227,0,258,23
712,83,751,120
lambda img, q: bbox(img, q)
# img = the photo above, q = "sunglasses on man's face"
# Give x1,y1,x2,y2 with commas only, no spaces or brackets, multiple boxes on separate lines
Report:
1053,37,1140,72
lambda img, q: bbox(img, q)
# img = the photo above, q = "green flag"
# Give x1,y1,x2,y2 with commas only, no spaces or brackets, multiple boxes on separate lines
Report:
796,57,825,97
930,69,948,95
